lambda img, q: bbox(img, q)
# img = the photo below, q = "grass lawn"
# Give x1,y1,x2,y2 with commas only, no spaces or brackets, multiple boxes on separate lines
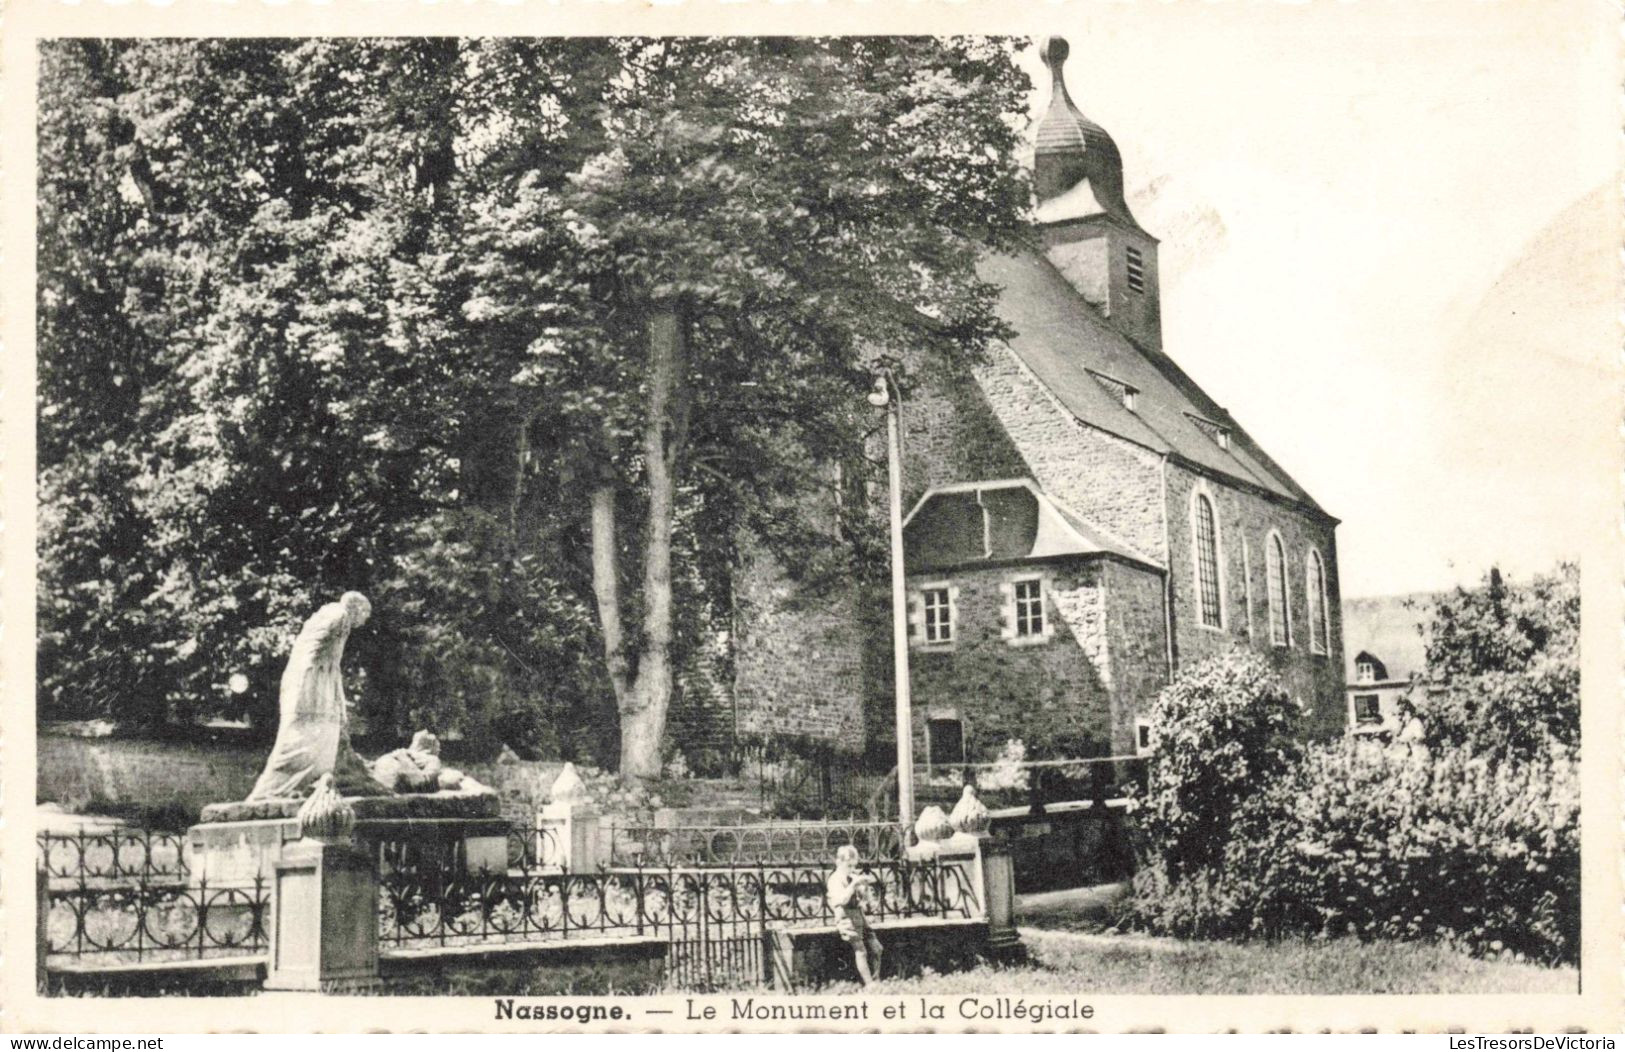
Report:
814,887,1578,996
818,929,1578,996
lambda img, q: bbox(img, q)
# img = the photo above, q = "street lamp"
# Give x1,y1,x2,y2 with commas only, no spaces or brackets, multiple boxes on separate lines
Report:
869,372,916,838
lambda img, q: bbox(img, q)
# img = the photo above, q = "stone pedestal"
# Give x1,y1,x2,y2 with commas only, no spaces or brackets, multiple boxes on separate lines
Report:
266,837,380,992
536,763,607,872
538,800,605,872
191,789,504,885
978,838,1020,954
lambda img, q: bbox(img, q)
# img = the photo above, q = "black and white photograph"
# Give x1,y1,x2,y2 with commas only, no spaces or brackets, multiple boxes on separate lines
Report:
4,0,1619,1034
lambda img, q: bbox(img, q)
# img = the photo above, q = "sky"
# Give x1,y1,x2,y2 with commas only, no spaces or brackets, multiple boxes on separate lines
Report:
1013,1,1619,599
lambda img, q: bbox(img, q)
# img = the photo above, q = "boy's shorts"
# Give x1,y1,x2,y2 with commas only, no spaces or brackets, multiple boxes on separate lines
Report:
836,908,882,955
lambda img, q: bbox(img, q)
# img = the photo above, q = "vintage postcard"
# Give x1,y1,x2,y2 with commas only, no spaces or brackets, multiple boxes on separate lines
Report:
2,0,1620,1034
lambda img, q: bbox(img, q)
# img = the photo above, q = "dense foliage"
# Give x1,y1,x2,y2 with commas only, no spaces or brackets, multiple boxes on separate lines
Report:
37,38,1032,768
1126,571,1581,965
1126,738,1579,964
1412,563,1579,761
1135,650,1301,878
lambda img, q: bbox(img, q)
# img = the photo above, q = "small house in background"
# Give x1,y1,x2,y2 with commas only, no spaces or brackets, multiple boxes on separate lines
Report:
1341,594,1435,736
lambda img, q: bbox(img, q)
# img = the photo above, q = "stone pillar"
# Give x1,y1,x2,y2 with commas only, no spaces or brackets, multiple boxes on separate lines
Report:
941,786,1018,954
978,838,1020,954
538,763,606,872
265,776,381,992
36,866,49,993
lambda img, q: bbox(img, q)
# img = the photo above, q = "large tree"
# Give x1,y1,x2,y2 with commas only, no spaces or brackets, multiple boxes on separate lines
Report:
1414,562,1579,761
37,38,1032,776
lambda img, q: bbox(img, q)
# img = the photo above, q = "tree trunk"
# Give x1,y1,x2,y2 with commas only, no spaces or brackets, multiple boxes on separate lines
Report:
584,306,689,783
618,306,688,782
589,482,631,704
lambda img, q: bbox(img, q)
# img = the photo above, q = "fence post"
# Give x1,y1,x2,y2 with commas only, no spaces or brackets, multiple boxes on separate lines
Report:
977,837,1021,956
35,866,49,992
540,763,606,872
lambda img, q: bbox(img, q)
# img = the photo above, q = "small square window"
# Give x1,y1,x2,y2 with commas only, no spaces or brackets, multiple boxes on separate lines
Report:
922,587,953,644
1353,694,1382,725
1136,720,1154,755
1013,579,1045,637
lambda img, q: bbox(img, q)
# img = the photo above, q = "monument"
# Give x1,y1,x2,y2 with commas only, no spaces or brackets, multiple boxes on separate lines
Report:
188,594,507,885
247,592,388,800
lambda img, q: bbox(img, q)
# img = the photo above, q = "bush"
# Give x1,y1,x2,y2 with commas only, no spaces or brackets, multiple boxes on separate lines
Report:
1135,650,1301,877
1122,739,1579,965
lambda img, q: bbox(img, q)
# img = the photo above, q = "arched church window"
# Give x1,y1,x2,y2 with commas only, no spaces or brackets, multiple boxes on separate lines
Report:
1267,533,1290,647
1307,549,1329,654
1193,494,1221,628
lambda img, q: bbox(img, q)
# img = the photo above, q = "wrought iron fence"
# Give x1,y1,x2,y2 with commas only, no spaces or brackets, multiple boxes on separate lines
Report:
379,857,977,988
610,819,905,867
914,755,1149,811
37,831,191,886
44,876,270,965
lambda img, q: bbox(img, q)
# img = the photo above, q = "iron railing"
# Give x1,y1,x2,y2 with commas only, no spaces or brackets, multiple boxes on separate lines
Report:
609,819,905,867
44,876,269,964
378,857,978,952
37,831,191,886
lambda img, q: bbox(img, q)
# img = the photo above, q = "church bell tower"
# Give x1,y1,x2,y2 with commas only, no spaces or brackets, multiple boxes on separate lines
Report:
1033,36,1162,351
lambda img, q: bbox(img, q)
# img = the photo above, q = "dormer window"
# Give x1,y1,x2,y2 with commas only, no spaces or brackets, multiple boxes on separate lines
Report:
1356,659,1376,683
1125,246,1145,293
1186,412,1232,451
1087,369,1139,412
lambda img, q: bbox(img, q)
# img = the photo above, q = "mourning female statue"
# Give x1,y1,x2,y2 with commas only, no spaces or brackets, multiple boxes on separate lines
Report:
247,592,389,800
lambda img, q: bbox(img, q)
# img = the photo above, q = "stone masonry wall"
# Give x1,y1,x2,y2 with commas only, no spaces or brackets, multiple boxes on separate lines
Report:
905,560,1116,763
1164,464,1345,736
1102,558,1173,754
732,540,868,751
900,363,1031,506
972,346,1167,563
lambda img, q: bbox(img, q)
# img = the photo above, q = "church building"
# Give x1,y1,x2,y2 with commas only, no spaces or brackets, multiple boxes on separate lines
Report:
729,37,1345,771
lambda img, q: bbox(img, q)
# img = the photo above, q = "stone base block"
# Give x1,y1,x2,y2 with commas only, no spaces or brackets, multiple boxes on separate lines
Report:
265,839,380,992
768,918,988,991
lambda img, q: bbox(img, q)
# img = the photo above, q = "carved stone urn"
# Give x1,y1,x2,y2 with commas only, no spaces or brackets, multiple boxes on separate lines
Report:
296,774,356,844
948,785,991,836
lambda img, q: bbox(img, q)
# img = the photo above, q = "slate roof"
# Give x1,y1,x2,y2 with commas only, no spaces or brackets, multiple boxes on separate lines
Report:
1341,593,1436,683
977,247,1330,517
902,479,1156,575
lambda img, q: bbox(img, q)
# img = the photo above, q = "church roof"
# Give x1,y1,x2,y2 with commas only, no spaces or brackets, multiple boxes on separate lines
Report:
902,478,1157,574
977,247,1330,516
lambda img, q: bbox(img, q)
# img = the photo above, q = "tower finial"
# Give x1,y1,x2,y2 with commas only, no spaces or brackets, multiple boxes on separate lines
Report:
1041,36,1071,91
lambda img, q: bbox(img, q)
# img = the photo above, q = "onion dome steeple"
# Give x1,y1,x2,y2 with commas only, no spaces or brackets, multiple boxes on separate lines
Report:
1034,36,1142,230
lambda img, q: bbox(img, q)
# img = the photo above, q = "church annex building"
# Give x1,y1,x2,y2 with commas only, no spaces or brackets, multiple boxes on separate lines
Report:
729,38,1345,770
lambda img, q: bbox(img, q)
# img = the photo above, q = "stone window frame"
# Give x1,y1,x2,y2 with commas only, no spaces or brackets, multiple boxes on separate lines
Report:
1305,546,1330,656
1240,535,1255,641
1265,529,1292,648
908,581,959,652
1000,573,1055,647
1188,484,1226,634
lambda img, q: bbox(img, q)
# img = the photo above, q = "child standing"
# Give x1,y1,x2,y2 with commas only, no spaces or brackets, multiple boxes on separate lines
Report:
827,844,884,985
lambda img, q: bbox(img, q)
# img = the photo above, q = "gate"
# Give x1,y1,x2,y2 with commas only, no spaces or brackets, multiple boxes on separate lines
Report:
659,868,770,991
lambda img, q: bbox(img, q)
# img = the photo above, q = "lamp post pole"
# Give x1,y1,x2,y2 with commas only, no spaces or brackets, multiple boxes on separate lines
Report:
872,373,916,836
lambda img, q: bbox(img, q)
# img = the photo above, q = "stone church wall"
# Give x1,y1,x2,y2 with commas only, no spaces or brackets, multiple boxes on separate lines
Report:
1163,463,1345,737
